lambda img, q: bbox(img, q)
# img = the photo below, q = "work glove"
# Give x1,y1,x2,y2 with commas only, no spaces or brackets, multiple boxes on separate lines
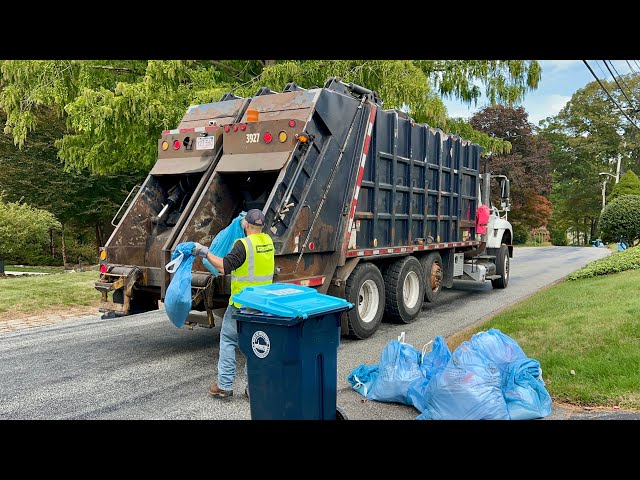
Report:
192,242,209,258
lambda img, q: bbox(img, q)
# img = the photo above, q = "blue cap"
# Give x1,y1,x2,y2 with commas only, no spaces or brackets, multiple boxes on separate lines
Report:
244,209,265,227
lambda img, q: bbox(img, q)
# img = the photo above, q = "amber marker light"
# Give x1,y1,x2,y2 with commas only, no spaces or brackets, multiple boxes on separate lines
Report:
162,140,169,151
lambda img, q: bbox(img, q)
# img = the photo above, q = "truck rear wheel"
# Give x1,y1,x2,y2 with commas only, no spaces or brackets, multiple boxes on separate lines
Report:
383,256,425,324
419,252,443,303
491,244,510,289
345,263,385,339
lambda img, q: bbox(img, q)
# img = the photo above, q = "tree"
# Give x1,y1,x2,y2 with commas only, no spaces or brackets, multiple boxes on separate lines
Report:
540,74,640,244
598,195,640,245
0,197,61,271
608,170,640,203
0,60,542,174
0,108,145,260
469,105,553,231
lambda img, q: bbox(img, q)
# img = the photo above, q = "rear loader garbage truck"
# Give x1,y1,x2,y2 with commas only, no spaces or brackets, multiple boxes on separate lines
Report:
96,77,513,339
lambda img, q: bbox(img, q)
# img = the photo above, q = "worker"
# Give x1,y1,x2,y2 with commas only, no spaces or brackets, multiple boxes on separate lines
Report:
191,209,275,399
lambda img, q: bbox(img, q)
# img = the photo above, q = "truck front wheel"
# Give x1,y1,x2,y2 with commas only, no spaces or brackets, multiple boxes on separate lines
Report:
383,256,425,324
345,263,385,339
491,244,510,289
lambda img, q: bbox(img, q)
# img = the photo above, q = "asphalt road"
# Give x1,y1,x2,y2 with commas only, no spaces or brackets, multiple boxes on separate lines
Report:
0,246,617,420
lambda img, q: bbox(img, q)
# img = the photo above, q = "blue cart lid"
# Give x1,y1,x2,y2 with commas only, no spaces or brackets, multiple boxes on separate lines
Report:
232,283,353,319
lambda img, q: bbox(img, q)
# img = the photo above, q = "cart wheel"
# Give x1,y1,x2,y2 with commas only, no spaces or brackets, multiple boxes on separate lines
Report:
336,406,348,420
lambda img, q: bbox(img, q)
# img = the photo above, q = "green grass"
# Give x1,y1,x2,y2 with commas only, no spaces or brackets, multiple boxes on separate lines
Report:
0,271,100,317
3,265,65,274
447,269,640,410
519,241,553,247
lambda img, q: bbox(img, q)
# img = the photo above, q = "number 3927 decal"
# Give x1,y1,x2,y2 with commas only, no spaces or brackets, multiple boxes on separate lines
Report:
246,133,260,143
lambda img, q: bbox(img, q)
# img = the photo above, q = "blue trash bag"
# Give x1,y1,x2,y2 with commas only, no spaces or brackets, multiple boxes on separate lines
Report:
417,341,510,420
618,240,628,252
164,241,196,328
203,212,246,275
407,336,452,412
503,357,552,420
367,332,423,405
469,329,526,380
347,364,379,398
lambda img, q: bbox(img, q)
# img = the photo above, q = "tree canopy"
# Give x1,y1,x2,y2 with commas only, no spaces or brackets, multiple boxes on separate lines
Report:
0,60,541,175
469,105,552,230
541,73,640,243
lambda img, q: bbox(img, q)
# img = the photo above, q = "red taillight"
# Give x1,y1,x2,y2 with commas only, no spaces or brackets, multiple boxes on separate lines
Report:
240,124,246,131
173,140,181,150
224,125,230,133
100,264,107,274
263,132,273,143
288,120,296,128
232,124,238,132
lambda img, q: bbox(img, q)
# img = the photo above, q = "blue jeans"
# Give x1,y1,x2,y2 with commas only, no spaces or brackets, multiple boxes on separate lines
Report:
217,305,247,391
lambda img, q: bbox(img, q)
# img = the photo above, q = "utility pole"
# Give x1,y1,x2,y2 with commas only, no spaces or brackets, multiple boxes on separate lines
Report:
599,172,617,211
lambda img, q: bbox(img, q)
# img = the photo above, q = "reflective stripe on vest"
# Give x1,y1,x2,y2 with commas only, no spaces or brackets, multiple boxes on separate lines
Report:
230,233,275,307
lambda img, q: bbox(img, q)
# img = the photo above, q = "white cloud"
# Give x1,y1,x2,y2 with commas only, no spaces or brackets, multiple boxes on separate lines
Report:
539,60,582,73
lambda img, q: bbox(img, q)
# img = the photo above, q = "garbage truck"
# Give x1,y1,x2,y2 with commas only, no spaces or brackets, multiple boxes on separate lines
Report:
96,77,513,339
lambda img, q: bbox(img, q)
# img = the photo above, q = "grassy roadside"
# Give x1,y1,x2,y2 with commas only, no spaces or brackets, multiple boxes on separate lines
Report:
0,271,100,319
4,265,66,273
446,268,640,410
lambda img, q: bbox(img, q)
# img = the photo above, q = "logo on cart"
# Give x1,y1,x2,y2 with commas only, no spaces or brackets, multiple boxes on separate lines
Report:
251,331,270,359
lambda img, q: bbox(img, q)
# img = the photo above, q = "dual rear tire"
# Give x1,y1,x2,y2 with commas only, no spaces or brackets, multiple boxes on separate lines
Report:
345,256,426,339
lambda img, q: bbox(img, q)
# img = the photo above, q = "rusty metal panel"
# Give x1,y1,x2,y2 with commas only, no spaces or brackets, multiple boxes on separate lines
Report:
239,90,320,123
150,156,215,175
179,98,249,126
216,152,291,173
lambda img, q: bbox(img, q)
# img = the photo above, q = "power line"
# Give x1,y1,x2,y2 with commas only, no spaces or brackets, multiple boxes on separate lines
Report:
595,60,609,80
603,60,637,110
626,60,638,75
612,61,640,104
583,60,640,131
634,60,640,71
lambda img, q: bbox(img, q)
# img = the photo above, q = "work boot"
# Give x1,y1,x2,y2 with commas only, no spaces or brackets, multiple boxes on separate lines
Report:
209,384,233,398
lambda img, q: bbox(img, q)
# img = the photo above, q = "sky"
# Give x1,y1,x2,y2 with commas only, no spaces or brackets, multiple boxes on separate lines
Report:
442,60,606,126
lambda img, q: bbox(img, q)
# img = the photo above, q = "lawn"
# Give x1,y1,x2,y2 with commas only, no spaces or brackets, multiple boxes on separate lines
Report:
4,265,66,273
447,269,640,410
0,271,100,318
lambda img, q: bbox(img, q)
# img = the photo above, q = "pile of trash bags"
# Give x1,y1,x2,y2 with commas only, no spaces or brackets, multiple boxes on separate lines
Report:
347,328,552,420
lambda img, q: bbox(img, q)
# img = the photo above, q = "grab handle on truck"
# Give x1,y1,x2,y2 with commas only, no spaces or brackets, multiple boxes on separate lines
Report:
111,184,141,227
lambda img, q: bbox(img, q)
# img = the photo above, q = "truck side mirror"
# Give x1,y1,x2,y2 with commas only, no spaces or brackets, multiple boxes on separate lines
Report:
500,178,510,209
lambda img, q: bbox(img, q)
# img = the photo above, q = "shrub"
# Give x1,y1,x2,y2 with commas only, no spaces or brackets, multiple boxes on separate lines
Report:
598,194,640,244
607,170,640,203
512,224,530,244
549,225,568,246
568,246,640,280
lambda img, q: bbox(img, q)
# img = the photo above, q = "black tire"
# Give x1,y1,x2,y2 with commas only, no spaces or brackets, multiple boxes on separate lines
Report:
491,244,510,289
419,252,443,303
383,256,425,324
345,262,385,339
336,406,348,420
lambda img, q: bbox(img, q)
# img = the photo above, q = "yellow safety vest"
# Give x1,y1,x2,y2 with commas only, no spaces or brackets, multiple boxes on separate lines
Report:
230,232,275,307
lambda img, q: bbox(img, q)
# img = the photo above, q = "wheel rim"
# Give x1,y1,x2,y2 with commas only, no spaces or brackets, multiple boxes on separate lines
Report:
429,262,442,292
403,271,421,309
358,279,379,324
504,255,510,280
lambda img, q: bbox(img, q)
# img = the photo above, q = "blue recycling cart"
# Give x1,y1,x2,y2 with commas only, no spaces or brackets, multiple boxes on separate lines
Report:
233,283,353,420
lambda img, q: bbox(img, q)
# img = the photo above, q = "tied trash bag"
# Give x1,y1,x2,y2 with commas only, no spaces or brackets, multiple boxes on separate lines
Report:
203,212,246,276
347,364,379,398
407,336,451,412
164,241,196,328
503,358,552,420
367,332,423,405
469,328,526,378
417,341,510,420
